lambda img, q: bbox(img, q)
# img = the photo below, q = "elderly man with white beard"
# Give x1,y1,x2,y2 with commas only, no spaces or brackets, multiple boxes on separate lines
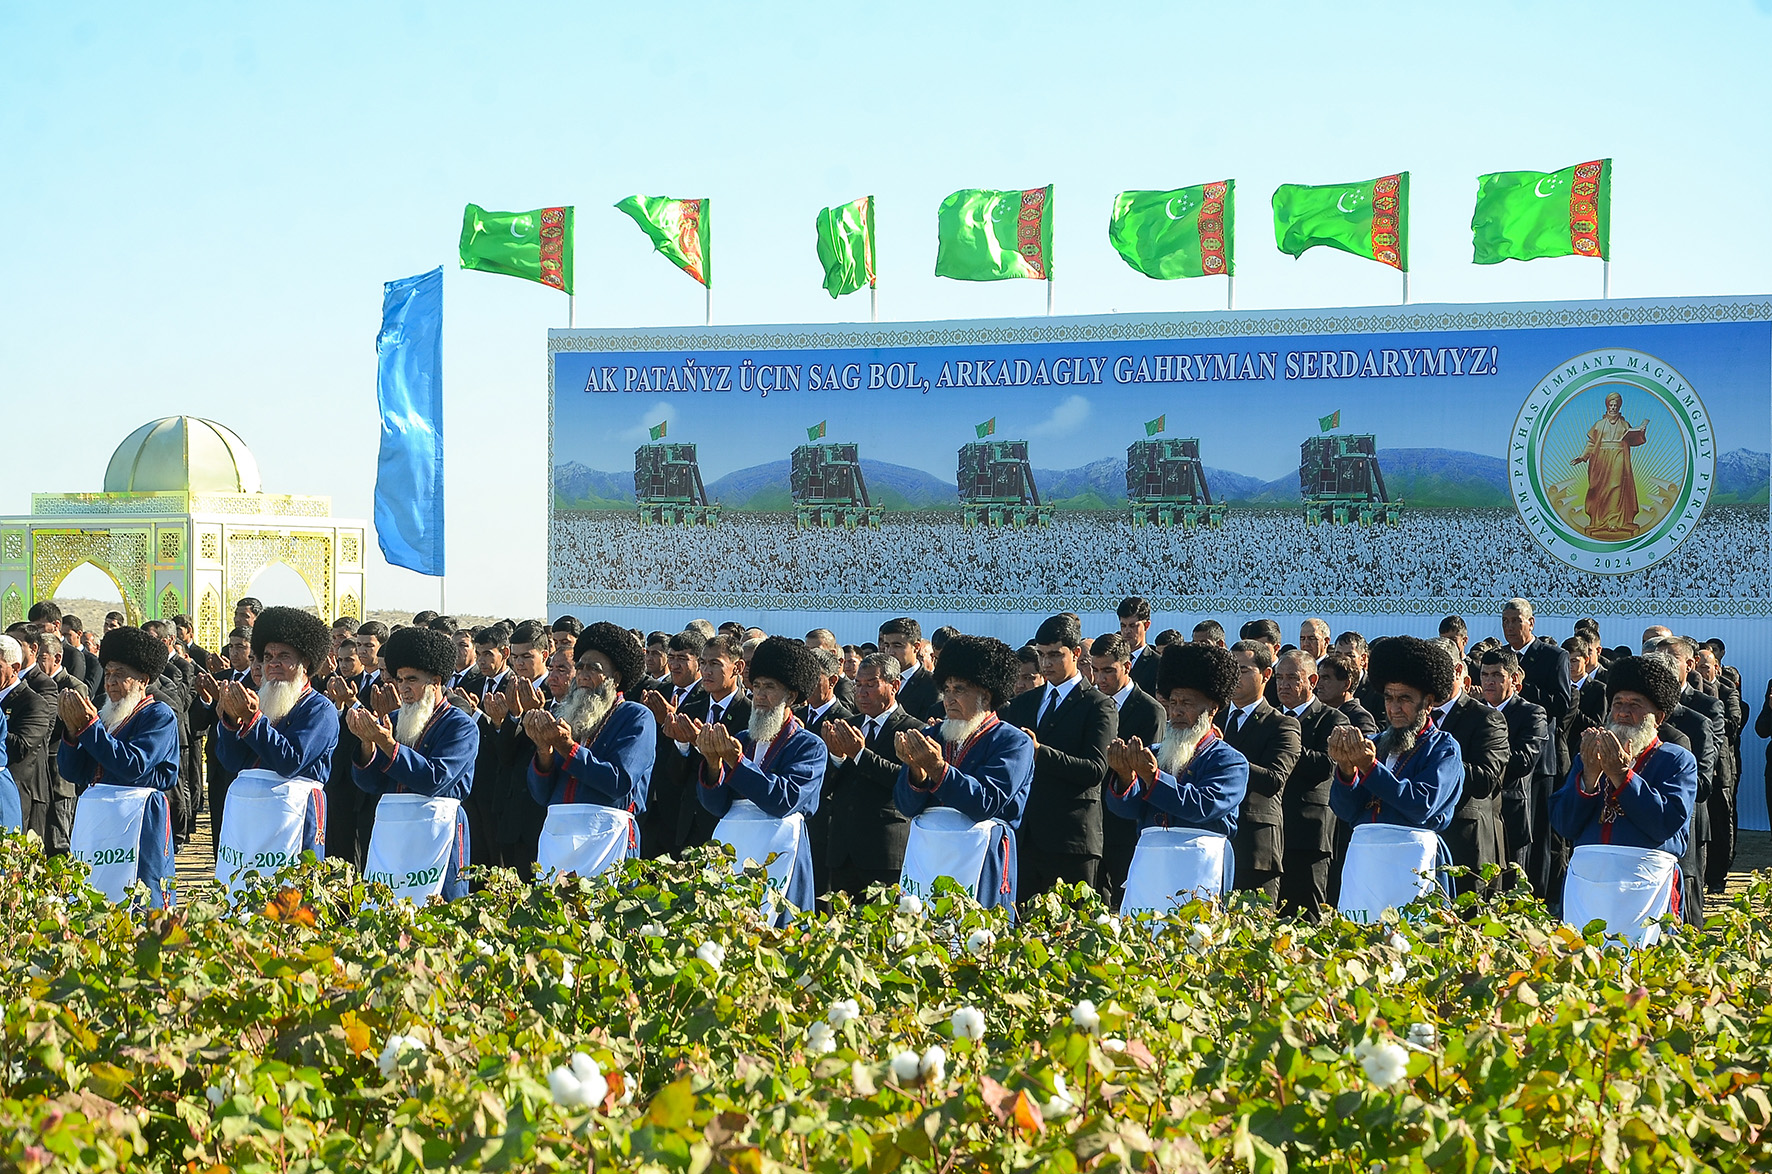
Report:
1550,655,1697,944
202,606,336,889
58,627,181,907
688,635,827,917
1326,635,1465,922
348,626,477,901
893,635,1031,911
523,622,656,879
1103,642,1248,913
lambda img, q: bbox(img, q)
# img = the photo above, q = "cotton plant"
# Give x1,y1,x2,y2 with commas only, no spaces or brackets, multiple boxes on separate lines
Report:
695,941,726,971
950,1006,985,1041
377,1033,427,1079
1352,1035,1411,1089
827,997,861,1028
548,1053,607,1109
1070,999,1101,1034
805,1021,837,1055
964,927,996,956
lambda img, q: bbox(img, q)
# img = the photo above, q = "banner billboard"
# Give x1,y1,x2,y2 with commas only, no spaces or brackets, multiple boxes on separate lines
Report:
548,296,1772,828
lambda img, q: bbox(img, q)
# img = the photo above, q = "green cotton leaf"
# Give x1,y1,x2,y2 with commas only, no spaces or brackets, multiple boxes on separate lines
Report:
83,1060,133,1099
648,1077,695,1130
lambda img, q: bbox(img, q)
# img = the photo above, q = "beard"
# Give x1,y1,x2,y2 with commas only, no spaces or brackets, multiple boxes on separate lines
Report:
556,680,618,743
258,677,305,725
1157,710,1214,777
1608,715,1659,759
748,699,789,746
395,691,440,746
940,709,991,746
98,679,148,730
1375,721,1419,764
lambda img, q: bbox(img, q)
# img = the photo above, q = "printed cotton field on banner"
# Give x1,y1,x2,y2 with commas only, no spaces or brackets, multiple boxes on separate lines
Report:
548,297,1772,825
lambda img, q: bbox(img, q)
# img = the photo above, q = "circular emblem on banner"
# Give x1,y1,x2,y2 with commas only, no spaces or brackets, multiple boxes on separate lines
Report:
1510,348,1714,575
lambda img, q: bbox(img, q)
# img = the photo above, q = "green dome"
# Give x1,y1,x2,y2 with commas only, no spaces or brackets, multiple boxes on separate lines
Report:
103,416,263,495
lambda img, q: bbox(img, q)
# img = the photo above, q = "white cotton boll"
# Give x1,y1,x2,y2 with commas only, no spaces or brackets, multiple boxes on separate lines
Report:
558,958,575,989
827,998,861,1028
1407,1022,1438,1050
1095,913,1121,937
695,942,726,971
569,1053,606,1106
806,1021,837,1055
639,922,667,938
898,891,923,917
1387,930,1412,954
889,1050,922,1082
965,928,995,957
1353,1037,1410,1089
919,1045,946,1084
951,1006,985,1041
474,940,494,957
1071,999,1101,1034
1381,961,1407,985
547,1066,584,1106
377,1034,425,1078
1045,1072,1076,1119
1101,1037,1126,1053
1186,923,1214,952
889,931,910,951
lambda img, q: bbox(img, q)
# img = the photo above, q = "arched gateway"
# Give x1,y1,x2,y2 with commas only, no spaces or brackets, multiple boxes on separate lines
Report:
0,416,366,651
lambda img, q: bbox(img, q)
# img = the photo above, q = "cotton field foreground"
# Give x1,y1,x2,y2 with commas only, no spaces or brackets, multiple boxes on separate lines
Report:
3,838,1771,1174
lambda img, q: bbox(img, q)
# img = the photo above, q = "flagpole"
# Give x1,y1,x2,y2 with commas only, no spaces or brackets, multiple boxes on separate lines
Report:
1401,270,1410,305
870,283,878,323
1046,277,1053,317
1226,274,1235,312
1602,261,1610,299
568,295,575,328
705,283,711,327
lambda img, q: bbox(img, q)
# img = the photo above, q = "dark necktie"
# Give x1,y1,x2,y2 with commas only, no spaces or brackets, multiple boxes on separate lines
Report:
1225,709,1244,738
864,717,879,744
1039,688,1059,728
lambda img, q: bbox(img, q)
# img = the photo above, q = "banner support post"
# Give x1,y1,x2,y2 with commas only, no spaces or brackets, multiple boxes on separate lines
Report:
870,283,877,323
1046,277,1053,317
1401,270,1410,305
1226,274,1235,312
705,283,711,327
568,295,574,328
1603,261,1610,299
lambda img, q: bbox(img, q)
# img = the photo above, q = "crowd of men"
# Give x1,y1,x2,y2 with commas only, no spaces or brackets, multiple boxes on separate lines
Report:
552,508,1767,601
0,593,1756,923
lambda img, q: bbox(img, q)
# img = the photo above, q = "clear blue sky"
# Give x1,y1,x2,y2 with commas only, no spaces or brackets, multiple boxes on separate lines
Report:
4,2,1770,615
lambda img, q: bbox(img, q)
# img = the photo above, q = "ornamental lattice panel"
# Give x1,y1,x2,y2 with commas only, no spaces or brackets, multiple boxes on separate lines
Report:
31,530,152,625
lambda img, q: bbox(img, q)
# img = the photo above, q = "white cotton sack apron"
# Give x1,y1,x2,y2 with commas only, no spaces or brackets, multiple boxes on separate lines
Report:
1562,843,1678,948
69,784,155,903
1339,823,1442,923
214,769,322,898
535,804,637,881
711,799,803,891
363,794,461,901
899,807,996,899
1121,826,1230,916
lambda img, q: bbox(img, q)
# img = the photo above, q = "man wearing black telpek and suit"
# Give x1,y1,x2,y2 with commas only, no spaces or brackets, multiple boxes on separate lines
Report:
1000,614,1118,900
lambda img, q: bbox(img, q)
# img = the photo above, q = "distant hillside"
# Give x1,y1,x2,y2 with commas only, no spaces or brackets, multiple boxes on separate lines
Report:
703,459,958,511
1714,448,1770,504
1237,447,1510,508
553,461,634,509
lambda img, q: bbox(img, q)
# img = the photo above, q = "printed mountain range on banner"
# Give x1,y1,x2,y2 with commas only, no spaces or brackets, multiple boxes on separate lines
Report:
554,447,1771,511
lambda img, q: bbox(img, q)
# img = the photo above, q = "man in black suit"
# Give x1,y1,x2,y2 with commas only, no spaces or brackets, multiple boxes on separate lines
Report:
1272,648,1348,915
655,634,750,854
479,620,553,876
1428,637,1510,898
28,603,91,693
1651,637,1727,904
1298,618,1332,662
1315,651,1377,737
29,628,86,855
1087,632,1164,909
1476,646,1552,894
816,652,923,900
1000,614,1118,899
1334,631,1380,719
879,618,941,722
141,620,198,847
804,630,858,710
1501,598,1573,743
1694,642,1742,891
198,626,256,852
1219,640,1301,900
798,645,856,896
1644,645,1717,924
636,630,706,857
1116,597,1161,696
0,634,55,849
353,621,390,700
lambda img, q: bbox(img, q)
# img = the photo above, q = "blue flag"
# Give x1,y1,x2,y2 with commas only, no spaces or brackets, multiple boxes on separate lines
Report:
374,267,445,576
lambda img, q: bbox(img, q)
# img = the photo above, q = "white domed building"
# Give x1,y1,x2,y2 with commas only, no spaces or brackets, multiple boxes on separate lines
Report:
0,416,365,647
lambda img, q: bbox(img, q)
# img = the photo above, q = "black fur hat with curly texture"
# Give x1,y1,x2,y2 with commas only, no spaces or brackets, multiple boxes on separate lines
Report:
382,626,456,680
576,621,646,694
931,635,1019,711
745,635,823,704
250,606,332,675
1366,635,1455,705
1156,642,1240,706
1606,655,1681,717
99,627,168,681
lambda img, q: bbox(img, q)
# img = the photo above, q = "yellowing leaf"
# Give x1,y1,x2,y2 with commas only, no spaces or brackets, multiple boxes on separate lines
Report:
1012,1089,1044,1134
341,1012,373,1056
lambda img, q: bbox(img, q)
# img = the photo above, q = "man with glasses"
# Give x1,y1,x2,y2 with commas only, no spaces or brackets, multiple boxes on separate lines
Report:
637,629,707,858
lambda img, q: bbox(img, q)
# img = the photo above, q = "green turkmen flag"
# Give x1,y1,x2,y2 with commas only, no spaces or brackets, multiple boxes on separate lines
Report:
1272,174,1409,271
815,196,875,298
615,195,711,286
808,420,827,441
1471,160,1611,264
1109,182,1234,279
458,204,574,293
1319,411,1340,432
936,186,1053,281
976,418,996,438
1145,415,1166,436
648,421,667,441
